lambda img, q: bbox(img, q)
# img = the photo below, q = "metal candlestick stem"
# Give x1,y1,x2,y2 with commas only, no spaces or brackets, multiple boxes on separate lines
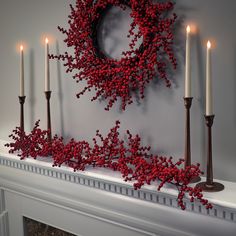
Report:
196,115,224,192
45,91,52,143
19,96,26,132
184,97,201,183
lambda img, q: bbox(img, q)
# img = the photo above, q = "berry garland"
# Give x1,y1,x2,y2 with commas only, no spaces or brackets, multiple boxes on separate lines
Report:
50,0,177,110
6,121,212,211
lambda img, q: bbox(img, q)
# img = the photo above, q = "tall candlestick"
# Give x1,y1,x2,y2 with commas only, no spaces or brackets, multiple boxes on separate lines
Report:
185,26,191,98
45,38,50,91
196,115,224,192
45,91,52,143
206,41,213,115
183,97,201,183
20,45,24,96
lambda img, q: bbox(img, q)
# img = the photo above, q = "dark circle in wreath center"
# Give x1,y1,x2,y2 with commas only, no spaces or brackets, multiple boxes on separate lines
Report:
92,4,143,60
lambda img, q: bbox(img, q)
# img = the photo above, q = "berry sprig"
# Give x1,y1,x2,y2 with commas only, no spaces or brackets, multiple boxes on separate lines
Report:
50,0,177,110
5,121,212,211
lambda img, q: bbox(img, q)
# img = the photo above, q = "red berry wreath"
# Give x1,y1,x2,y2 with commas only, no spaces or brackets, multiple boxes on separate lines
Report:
51,0,177,110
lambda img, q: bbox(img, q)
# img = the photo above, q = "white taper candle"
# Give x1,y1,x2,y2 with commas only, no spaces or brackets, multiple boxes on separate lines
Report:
45,38,50,91
20,45,24,96
206,41,213,116
185,25,191,98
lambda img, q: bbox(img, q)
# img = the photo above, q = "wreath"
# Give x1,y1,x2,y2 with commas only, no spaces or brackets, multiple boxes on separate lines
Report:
51,0,177,110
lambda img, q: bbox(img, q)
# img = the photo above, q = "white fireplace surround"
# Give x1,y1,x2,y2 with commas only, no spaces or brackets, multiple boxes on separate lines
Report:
0,141,236,236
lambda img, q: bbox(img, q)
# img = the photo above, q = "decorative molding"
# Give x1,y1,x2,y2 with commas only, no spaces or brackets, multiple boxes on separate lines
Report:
0,211,9,236
0,190,5,214
0,154,236,226
0,190,9,236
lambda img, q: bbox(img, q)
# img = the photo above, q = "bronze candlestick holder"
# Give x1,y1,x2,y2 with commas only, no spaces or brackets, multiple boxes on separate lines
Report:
184,97,201,183
45,91,52,143
196,115,224,192
19,96,26,132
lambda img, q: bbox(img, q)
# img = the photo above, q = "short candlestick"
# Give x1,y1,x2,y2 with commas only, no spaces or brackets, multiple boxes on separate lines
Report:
184,97,201,183
45,91,52,143
196,115,224,192
19,96,26,132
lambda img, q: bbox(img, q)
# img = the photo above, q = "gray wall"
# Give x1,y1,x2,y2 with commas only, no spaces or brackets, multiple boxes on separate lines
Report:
0,0,235,181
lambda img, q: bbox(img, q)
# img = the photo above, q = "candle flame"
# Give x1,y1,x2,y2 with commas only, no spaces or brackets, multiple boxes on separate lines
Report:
20,45,23,51
207,41,211,49
186,25,191,33
41,35,55,45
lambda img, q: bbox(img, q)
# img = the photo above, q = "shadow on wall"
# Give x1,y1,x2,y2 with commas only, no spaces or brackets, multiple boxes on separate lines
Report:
29,49,36,128
234,44,236,127
97,5,130,59
56,41,65,138
194,32,206,170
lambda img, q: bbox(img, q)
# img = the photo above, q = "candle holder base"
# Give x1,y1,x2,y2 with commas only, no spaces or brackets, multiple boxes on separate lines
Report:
196,181,224,192
190,176,201,184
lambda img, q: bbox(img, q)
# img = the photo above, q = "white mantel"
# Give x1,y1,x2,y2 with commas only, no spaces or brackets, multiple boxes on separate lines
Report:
0,141,236,236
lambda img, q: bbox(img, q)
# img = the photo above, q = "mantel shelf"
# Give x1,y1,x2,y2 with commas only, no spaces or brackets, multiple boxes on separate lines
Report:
1,140,236,227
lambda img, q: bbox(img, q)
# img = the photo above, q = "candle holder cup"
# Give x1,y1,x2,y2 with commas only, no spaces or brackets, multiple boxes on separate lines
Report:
19,96,26,132
184,97,201,183
196,115,224,192
45,91,52,143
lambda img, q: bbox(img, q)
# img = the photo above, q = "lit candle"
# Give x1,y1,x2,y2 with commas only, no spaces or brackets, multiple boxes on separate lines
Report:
185,25,191,98
206,41,213,115
20,45,24,96
45,38,50,91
